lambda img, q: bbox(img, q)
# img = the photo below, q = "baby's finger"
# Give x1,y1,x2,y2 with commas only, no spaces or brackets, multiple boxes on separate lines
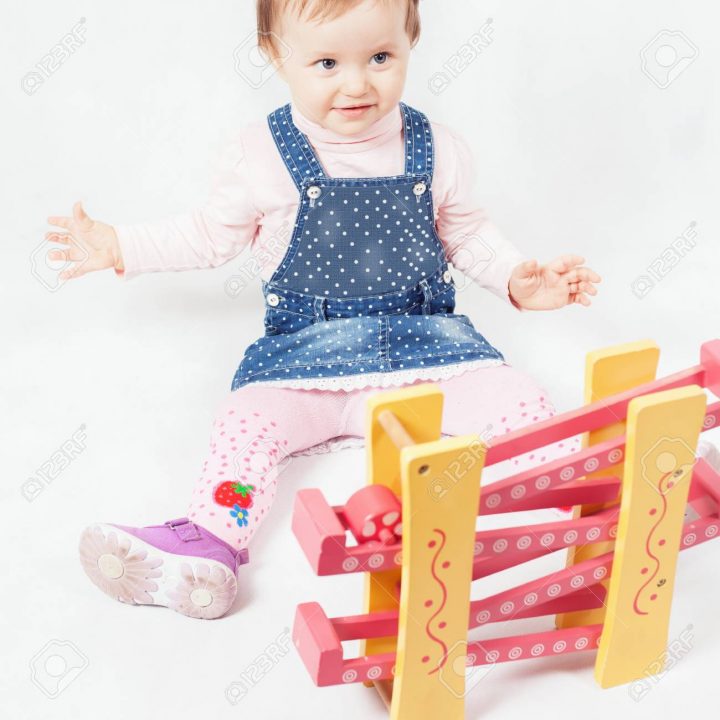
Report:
58,255,106,280
47,216,73,231
548,254,585,273
46,231,73,244
72,201,93,230
59,262,91,281
578,280,597,296
577,267,602,283
49,246,87,263
572,292,591,307
563,267,600,285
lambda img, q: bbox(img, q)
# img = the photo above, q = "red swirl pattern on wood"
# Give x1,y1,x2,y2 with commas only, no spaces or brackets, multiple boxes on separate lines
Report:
633,470,674,615
425,529,449,675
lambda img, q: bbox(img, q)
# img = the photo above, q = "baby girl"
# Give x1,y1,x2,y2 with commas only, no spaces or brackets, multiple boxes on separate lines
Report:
47,0,614,619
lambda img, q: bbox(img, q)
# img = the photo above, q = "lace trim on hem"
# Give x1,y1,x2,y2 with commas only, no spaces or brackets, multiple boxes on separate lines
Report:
291,435,366,457
292,430,460,457
250,358,507,392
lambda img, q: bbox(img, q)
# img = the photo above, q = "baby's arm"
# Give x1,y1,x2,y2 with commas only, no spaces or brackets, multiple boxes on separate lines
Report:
45,133,260,282
434,125,530,310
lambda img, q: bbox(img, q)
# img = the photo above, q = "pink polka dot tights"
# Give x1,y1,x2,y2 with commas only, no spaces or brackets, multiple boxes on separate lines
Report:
187,364,583,548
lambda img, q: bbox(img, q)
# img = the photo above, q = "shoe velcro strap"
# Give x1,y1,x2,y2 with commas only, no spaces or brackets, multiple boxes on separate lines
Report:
165,517,202,541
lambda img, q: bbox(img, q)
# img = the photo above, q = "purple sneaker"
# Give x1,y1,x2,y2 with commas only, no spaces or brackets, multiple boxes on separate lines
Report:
78,518,249,619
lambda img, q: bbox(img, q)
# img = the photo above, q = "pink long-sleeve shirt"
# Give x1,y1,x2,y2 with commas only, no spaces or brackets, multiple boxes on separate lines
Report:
114,102,530,391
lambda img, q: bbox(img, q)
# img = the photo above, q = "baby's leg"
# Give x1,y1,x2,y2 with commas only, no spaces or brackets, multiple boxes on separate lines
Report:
187,384,347,548
437,364,583,481
340,366,582,469
80,383,347,619
438,366,720,513
339,365,583,510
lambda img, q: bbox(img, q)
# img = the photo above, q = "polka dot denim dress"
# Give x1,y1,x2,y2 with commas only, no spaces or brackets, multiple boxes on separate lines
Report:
231,102,505,391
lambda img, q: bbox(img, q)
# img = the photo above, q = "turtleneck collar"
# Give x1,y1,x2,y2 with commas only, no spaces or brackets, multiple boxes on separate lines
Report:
290,102,403,154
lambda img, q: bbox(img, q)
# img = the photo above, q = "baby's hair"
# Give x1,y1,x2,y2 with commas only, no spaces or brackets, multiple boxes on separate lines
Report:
257,0,421,60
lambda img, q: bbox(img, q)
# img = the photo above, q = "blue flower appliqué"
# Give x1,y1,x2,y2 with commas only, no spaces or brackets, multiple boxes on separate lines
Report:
230,504,249,527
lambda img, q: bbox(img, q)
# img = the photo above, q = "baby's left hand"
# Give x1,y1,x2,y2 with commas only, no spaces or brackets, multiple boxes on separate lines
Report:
508,254,601,311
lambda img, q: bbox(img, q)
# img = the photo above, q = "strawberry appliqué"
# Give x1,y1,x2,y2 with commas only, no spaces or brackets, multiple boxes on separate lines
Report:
213,482,256,509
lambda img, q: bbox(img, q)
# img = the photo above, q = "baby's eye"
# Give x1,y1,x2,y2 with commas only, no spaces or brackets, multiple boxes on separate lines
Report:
316,58,336,70
372,52,389,65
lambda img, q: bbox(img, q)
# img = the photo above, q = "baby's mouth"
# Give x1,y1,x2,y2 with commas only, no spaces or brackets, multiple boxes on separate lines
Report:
334,104,375,117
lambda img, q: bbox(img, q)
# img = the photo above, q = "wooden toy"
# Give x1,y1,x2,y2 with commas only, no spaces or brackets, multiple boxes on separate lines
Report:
291,339,720,718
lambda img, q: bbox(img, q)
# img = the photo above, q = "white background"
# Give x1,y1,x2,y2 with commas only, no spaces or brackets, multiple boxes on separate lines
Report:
1,1,719,718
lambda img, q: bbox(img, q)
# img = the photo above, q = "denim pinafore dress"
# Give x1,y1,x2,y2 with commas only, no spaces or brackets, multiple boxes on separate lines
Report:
231,102,505,391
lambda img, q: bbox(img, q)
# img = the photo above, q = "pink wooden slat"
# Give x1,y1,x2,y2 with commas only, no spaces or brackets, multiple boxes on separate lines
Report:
483,368,710,465
469,552,614,629
498,585,607,619
501,476,620,512
695,457,720,505
292,489,347,576
479,407,717,515
332,610,400,641
679,516,720,549
293,602,345,687
702,340,720,397
467,624,604,666
470,515,720,629
472,508,619,578
478,436,625,515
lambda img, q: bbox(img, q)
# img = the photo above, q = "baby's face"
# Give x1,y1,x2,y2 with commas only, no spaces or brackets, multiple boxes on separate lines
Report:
272,0,411,135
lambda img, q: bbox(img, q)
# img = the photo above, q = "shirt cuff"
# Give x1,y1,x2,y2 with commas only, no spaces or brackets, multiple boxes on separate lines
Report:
112,224,141,281
485,253,530,310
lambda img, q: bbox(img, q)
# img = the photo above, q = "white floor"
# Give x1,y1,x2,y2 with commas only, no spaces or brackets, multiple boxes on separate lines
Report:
4,444,720,720
3,1,720,718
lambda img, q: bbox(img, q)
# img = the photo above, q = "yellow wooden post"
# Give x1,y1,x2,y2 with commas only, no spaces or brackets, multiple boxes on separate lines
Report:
360,385,444,673
390,434,486,720
557,340,661,629
594,385,706,688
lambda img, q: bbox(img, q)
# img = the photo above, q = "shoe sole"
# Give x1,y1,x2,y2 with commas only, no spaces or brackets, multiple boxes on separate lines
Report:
79,523,237,620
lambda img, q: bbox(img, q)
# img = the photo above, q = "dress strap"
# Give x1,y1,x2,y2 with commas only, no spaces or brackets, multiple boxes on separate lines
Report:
266,101,435,191
399,101,434,180
267,103,327,189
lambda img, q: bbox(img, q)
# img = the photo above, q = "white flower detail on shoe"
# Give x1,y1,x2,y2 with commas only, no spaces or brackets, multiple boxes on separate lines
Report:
79,525,163,604
165,562,237,619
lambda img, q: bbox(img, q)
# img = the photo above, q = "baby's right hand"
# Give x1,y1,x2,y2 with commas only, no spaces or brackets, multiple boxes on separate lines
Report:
46,201,124,280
